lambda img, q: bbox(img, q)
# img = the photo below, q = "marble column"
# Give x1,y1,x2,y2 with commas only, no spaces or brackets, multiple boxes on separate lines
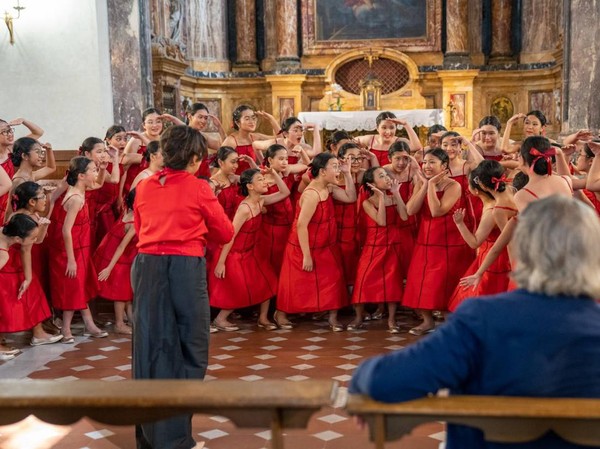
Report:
275,0,300,69
489,0,513,63
520,0,562,63
234,0,259,71
189,0,229,72
563,0,600,131
107,0,145,130
262,0,277,71
468,0,484,65
444,0,469,65
139,0,154,109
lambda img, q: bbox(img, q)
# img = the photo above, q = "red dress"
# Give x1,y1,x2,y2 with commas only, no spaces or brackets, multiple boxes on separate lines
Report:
584,189,600,216
0,246,50,332
122,145,149,197
451,162,480,231
403,190,475,311
277,188,349,313
0,157,15,218
48,194,98,310
209,204,278,309
351,202,405,304
259,176,295,272
333,184,359,285
397,181,417,279
89,162,123,247
369,136,395,167
216,183,241,221
232,136,256,175
93,217,138,301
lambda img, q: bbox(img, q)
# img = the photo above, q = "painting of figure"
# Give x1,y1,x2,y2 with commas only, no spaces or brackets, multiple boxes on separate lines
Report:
316,0,426,41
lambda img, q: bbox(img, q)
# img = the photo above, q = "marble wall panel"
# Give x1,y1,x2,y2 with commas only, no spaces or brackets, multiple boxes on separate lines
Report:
521,0,562,54
276,0,299,64
263,0,277,63
446,0,469,55
189,0,228,61
235,0,258,65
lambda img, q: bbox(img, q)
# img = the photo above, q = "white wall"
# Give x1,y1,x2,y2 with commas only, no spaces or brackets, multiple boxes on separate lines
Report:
0,0,114,149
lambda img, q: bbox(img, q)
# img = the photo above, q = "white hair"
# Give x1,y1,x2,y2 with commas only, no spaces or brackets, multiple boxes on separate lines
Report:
512,195,600,298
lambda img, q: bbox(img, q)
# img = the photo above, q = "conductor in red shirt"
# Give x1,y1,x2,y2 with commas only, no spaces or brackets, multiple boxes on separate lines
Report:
132,125,234,449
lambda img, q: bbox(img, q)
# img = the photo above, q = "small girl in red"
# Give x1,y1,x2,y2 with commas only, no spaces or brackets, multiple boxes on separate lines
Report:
350,167,408,333
94,189,138,335
48,157,106,343
210,168,290,331
130,141,163,190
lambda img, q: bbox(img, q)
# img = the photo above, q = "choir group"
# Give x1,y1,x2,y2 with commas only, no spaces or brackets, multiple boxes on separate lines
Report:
1,106,599,362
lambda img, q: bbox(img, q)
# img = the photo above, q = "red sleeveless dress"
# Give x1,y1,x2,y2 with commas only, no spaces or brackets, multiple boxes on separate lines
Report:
48,194,98,310
209,204,277,309
333,183,359,285
259,176,295,272
403,190,475,311
122,144,149,198
397,180,417,279
0,246,50,332
351,202,405,304
0,157,15,218
93,217,138,301
88,162,123,247
450,161,480,232
277,189,349,313
216,183,241,221
232,136,256,175
584,190,600,216
369,136,396,167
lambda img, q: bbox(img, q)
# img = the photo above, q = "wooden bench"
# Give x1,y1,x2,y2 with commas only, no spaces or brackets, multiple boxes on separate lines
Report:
0,379,338,449
346,395,600,448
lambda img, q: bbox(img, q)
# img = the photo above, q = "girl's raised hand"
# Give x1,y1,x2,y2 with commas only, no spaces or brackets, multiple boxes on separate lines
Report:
507,113,526,124
471,128,482,142
429,169,448,186
339,160,351,174
453,208,465,224
390,178,401,196
587,140,600,155
367,183,384,199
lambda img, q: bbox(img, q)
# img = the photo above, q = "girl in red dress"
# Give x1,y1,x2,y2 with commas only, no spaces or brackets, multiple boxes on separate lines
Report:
79,137,120,249
580,142,600,215
3,186,62,347
187,102,226,177
48,157,107,343
326,130,352,156
100,125,128,228
403,149,475,335
94,189,138,335
354,112,423,167
259,144,308,272
448,161,516,311
210,168,290,331
349,167,408,333
276,153,356,331
253,117,320,162
221,105,280,174
130,141,164,190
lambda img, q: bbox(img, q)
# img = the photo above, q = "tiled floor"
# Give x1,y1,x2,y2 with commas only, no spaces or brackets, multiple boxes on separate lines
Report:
0,310,445,449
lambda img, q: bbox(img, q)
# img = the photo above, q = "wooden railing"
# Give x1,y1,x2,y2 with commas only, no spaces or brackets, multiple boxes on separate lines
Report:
346,394,600,448
0,379,338,449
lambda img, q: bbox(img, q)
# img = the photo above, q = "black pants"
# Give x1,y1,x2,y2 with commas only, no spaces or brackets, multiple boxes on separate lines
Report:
132,254,210,449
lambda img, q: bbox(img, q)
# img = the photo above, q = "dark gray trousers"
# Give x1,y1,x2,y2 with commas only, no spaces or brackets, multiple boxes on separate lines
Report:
132,254,210,449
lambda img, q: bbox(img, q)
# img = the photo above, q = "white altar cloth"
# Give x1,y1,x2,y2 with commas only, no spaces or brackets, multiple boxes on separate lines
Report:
297,110,444,131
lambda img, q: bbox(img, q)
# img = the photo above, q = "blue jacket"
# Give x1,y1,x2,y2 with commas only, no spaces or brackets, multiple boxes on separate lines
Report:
349,290,600,448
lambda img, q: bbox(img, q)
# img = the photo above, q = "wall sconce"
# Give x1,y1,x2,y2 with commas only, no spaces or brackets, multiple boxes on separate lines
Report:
3,0,25,45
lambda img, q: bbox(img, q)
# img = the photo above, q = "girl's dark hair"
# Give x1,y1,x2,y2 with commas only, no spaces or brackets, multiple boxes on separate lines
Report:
281,117,301,133
472,160,505,196
525,110,547,127
338,142,360,159
188,102,208,115
326,130,351,152
11,137,38,167
361,166,383,196
309,152,337,178
584,140,600,158
424,148,450,168
79,137,104,155
388,140,410,158
105,125,126,140
66,156,94,186
160,125,206,170
512,171,530,191
232,104,254,130
265,144,287,167
427,124,447,137
375,111,396,126
144,141,161,163
239,168,260,197
12,181,41,211
478,115,502,132
212,146,238,168
2,213,38,239
125,188,136,211
440,131,460,143
142,107,162,122
520,136,555,175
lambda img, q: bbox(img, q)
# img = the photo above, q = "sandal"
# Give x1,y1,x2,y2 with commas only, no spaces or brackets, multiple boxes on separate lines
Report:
257,321,278,331
212,321,240,332
387,325,400,334
83,330,109,338
273,311,293,330
346,322,364,331
61,336,75,344
329,321,345,332
408,326,435,336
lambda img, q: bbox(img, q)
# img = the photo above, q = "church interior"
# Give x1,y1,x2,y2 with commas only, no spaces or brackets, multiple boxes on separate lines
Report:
1,0,600,448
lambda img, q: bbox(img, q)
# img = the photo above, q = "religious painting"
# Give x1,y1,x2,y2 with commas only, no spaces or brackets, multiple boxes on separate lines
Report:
449,93,466,128
279,98,295,122
490,96,514,124
530,91,554,125
196,98,222,133
301,0,442,55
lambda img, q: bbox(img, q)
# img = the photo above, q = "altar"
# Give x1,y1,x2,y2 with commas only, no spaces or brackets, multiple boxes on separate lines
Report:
297,110,444,131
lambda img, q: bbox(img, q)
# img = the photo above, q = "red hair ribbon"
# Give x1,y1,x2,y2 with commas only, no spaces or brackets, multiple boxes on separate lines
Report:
491,174,508,191
529,147,555,175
